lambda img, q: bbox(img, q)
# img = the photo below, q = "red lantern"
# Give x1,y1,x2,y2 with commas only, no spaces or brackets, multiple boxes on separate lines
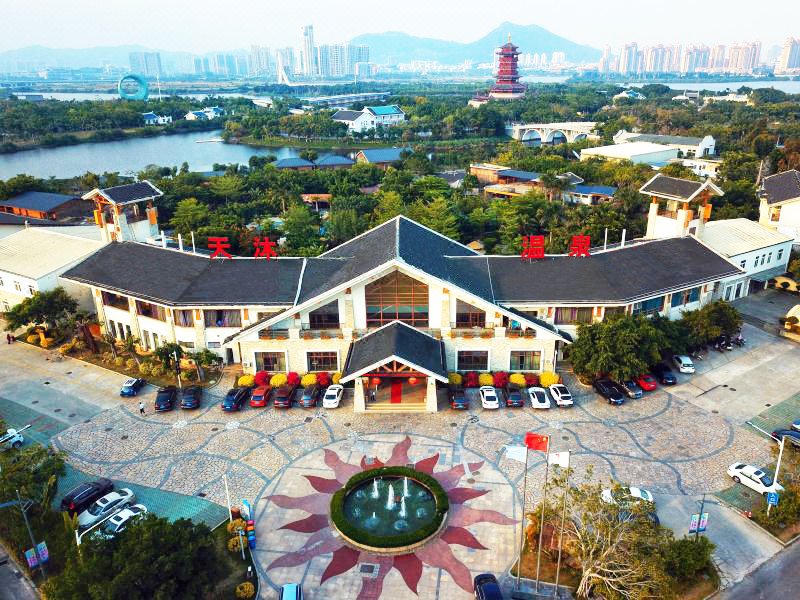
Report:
370,377,381,386
408,376,418,385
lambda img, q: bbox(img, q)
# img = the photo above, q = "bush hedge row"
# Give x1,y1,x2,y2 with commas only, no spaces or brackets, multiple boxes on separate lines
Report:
330,466,449,549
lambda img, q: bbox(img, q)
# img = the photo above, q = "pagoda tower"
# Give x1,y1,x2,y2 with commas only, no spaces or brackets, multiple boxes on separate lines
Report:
489,34,526,100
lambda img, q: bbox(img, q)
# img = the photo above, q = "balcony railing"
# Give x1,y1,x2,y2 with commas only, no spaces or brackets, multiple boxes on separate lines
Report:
103,299,129,311
299,329,344,340
258,329,290,340
450,328,495,339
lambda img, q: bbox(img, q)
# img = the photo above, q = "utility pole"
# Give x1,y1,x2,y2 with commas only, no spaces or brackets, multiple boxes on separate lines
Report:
515,445,530,591
16,489,46,579
768,436,785,517
695,494,706,542
173,350,182,390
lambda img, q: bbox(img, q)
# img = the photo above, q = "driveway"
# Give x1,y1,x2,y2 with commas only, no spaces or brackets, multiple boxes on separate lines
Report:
733,288,797,327
717,541,800,600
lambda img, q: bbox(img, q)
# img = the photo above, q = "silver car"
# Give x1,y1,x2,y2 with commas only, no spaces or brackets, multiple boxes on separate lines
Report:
77,488,136,529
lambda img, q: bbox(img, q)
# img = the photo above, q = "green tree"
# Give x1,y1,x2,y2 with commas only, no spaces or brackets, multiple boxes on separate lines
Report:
328,208,363,245
169,198,210,235
372,190,405,225
209,174,244,205
282,204,319,251
154,342,184,371
121,334,142,367
3,287,78,331
418,196,460,238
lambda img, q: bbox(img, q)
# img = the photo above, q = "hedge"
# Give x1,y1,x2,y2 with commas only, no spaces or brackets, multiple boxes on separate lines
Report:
330,466,449,549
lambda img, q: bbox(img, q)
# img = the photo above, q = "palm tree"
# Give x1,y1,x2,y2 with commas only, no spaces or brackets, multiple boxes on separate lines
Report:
102,332,118,359
122,334,142,367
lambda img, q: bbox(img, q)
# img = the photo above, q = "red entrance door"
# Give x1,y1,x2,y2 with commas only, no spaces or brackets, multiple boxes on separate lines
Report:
390,379,403,404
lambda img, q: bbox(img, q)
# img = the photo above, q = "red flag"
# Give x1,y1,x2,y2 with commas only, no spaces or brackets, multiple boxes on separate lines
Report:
524,432,549,452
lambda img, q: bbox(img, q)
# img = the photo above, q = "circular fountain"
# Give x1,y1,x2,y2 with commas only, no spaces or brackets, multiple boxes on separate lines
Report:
330,466,449,554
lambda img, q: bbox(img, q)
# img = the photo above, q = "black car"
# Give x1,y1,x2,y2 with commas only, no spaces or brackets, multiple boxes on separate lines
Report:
594,378,625,405
505,386,525,408
154,386,178,412
473,573,503,600
274,384,299,409
300,385,321,408
60,478,114,515
651,363,677,385
119,377,146,397
222,387,249,412
180,386,202,409
449,386,468,410
772,429,800,448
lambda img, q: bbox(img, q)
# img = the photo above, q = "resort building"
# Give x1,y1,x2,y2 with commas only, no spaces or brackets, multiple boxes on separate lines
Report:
759,169,800,243
355,148,411,169
61,216,743,412
580,141,679,166
0,191,85,221
141,112,172,126
332,105,406,133
613,130,716,158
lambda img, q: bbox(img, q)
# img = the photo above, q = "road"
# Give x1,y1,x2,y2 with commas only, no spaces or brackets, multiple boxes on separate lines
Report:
717,541,800,599
0,551,38,600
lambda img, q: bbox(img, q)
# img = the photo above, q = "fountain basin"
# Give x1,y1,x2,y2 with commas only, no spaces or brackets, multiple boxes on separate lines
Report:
330,466,449,554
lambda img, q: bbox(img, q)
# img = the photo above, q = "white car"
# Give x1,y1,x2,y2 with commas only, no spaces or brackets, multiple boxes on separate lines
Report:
672,355,695,374
727,463,784,496
527,387,551,409
322,384,344,408
479,386,499,409
97,503,148,538
77,488,136,529
601,486,655,506
548,384,573,407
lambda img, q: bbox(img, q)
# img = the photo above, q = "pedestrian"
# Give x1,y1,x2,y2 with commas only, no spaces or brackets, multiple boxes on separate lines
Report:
139,401,145,416
6,334,10,344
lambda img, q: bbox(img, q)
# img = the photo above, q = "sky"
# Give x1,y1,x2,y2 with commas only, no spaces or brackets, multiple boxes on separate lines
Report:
0,0,797,53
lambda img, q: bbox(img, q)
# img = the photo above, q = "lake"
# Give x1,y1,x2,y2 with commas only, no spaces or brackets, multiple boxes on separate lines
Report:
0,130,344,179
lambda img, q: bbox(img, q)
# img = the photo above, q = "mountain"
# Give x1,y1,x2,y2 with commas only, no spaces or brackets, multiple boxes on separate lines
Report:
351,22,601,65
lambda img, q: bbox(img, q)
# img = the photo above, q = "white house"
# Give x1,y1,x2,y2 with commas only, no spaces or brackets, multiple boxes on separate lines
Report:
581,141,678,166
332,105,405,133
613,90,646,102
614,130,716,158
142,112,172,126
184,106,224,121
759,169,800,243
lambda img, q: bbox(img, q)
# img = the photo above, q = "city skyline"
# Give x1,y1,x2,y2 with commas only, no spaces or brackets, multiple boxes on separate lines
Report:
1,0,798,54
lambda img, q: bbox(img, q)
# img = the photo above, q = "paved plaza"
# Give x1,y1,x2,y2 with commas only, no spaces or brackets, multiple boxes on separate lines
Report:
2,318,799,598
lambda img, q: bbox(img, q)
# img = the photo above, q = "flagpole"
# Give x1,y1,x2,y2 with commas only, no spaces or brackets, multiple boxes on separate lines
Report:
515,445,530,591
535,441,551,594
553,453,570,598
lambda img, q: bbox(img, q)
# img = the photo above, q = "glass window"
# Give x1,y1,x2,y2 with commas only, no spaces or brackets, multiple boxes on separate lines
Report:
14,281,21,292
778,249,784,261
767,252,772,263
365,271,428,327
0,277,3,287
179,340,195,349
308,300,339,329
457,350,488,371
603,306,626,318
510,350,541,371
102,291,129,311
739,260,746,269
28,286,35,296
632,296,664,317
136,300,166,321
455,299,485,328
174,309,193,327
554,307,593,325
107,321,117,338
255,352,285,372
204,309,242,328
2,300,9,312
307,351,338,371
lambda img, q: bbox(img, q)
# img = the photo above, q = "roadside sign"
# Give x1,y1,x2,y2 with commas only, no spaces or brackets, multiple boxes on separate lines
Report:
36,541,49,563
698,513,709,533
689,513,699,533
767,492,779,506
24,548,38,568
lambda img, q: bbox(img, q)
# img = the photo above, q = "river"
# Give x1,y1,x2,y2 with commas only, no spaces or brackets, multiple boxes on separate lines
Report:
0,130,345,179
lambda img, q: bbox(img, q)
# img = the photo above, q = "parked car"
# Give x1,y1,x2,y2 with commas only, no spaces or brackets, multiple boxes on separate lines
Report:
549,384,574,407
96,504,148,539
322,384,344,409
154,386,178,412
601,486,655,506
727,463,784,496
60,478,114,515
279,583,303,600
119,378,145,397
620,379,643,399
793,419,800,433
672,355,695,374
636,374,658,392
300,384,321,408
505,386,525,408
221,387,249,412
473,573,503,600
650,363,677,385
527,386,551,409
274,384,299,409
449,386,469,410
594,378,625,405
77,488,136,529
772,429,800,448
249,385,272,408
179,386,202,409
479,386,499,409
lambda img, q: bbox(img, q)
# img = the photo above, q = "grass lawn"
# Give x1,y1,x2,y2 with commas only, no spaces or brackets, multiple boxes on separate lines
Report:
211,524,258,600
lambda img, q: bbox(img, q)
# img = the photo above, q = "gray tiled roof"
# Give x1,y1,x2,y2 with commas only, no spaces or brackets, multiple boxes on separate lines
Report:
0,191,77,212
640,175,704,200
99,181,162,205
331,110,362,122
762,170,800,205
629,133,704,145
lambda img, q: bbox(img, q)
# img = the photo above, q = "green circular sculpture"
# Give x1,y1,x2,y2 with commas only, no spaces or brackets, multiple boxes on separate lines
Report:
330,466,449,552
118,73,149,101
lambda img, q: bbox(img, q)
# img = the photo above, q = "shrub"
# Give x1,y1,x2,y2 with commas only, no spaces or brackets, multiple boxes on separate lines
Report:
235,582,256,599
237,374,255,387
664,536,716,581
448,372,463,385
138,363,150,375
524,372,540,387
26,334,39,345
286,371,300,386
74,340,86,351
270,373,287,387
478,373,494,386
126,358,137,370
226,518,246,535
493,371,509,387
317,371,331,387
151,366,164,377
183,369,196,380
509,373,526,386
114,357,125,367
227,537,243,553
539,371,560,387
102,352,113,363
41,337,55,348
253,370,270,386
301,373,317,387
463,371,479,388
331,371,342,384
58,341,75,355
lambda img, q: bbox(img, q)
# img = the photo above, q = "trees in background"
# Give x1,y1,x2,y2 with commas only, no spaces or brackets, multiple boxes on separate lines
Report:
3,287,78,331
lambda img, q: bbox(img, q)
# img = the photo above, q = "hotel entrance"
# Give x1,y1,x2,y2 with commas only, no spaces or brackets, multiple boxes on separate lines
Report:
361,368,428,412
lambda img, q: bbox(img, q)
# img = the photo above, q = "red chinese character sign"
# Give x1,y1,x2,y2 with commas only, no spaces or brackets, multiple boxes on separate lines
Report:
208,237,232,259
568,235,591,257
520,235,545,259
253,237,277,259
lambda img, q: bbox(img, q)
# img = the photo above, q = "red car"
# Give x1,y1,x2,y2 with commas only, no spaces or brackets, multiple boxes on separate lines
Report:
637,374,658,392
250,385,272,408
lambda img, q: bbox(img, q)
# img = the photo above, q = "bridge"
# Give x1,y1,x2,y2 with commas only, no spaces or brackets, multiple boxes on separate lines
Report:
508,121,598,145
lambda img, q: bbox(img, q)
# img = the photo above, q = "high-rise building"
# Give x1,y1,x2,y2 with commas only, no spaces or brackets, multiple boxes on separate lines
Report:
709,45,727,70
681,45,710,73
317,44,348,77
551,52,566,66
348,45,369,75
301,25,316,76
643,45,666,73
618,43,639,74
249,45,272,76
128,52,162,77
275,47,297,76
598,47,611,73
728,42,761,73
777,38,800,73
